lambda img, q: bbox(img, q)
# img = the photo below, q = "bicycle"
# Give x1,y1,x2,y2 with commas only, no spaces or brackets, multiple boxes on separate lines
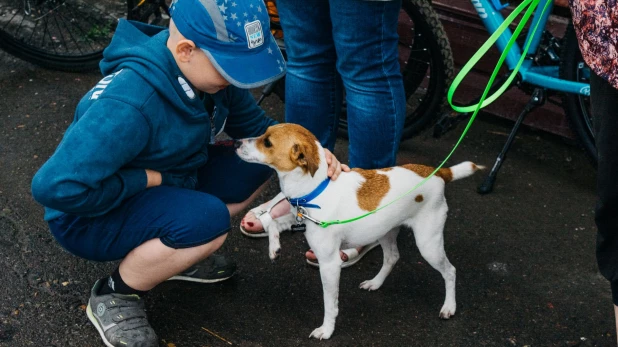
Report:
432,0,592,194
0,0,169,72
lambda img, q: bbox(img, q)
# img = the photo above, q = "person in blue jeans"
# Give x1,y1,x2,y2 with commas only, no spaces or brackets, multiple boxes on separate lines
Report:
30,0,345,345
241,0,406,267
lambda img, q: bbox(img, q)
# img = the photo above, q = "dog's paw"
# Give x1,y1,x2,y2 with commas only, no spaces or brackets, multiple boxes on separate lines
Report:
268,232,282,261
269,247,281,261
439,302,456,319
359,280,383,291
309,325,334,340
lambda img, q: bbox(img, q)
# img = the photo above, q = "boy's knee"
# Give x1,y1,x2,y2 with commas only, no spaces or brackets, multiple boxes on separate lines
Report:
160,197,231,249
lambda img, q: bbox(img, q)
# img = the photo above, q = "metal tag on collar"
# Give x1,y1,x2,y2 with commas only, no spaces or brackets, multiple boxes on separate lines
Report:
296,206,322,226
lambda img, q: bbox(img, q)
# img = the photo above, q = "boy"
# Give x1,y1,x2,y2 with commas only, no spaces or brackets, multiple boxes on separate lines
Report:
31,0,343,345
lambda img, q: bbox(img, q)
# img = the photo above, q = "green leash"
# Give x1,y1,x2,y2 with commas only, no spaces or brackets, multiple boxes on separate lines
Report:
317,0,551,228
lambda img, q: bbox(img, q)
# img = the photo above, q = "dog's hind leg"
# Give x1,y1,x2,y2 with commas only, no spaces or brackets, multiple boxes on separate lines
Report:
405,205,457,319
359,227,400,291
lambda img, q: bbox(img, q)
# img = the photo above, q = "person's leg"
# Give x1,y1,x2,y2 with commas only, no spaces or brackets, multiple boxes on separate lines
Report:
305,0,405,265
330,0,406,169
200,144,294,235
197,144,275,215
48,186,233,285
48,186,232,346
590,72,618,342
276,0,342,151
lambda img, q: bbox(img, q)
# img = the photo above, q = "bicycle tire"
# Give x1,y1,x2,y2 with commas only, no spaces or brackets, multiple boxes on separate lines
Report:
0,0,130,72
397,0,453,140
559,23,596,166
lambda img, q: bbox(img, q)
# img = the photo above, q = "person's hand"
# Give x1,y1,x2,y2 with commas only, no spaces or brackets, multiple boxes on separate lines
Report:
323,148,350,180
145,169,162,188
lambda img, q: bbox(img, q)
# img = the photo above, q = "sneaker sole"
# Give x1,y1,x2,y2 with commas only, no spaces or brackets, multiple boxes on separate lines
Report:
166,273,235,283
86,302,114,347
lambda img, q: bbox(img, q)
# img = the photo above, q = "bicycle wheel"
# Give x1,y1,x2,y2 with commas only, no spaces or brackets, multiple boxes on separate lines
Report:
0,0,128,72
559,23,596,166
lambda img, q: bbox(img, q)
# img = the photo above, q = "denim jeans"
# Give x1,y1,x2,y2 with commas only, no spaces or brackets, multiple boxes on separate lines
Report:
591,72,618,305
277,0,405,169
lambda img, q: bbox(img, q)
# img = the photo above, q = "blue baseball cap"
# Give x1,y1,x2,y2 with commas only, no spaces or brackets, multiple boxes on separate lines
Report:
169,0,286,88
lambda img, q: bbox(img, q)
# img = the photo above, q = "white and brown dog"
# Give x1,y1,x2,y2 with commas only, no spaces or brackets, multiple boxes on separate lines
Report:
235,123,483,340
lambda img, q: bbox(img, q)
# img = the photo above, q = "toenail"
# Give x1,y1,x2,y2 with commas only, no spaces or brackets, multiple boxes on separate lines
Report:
247,222,254,227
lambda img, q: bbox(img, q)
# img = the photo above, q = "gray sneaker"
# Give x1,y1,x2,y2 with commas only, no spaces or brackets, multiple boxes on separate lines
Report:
167,254,236,283
86,280,158,347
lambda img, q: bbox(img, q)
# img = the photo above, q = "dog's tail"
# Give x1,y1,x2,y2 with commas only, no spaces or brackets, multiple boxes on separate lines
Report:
440,161,484,183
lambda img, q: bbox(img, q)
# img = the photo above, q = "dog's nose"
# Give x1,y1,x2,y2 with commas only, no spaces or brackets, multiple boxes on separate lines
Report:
234,140,242,149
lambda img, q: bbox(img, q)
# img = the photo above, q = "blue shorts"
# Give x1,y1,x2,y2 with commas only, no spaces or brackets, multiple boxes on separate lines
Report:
47,145,272,262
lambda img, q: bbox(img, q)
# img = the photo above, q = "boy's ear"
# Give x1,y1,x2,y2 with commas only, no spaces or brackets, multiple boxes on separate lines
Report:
175,39,197,63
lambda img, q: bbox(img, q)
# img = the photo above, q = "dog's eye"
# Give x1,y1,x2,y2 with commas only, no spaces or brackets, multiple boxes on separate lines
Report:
264,138,272,148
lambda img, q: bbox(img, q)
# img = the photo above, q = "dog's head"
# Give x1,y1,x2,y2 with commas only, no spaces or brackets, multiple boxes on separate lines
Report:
235,123,321,177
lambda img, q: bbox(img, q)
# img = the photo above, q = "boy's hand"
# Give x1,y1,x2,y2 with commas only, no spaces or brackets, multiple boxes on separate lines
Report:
146,169,162,188
324,148,350,181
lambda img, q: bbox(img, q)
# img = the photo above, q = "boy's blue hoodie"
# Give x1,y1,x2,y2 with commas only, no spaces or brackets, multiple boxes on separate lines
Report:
31,20,276,221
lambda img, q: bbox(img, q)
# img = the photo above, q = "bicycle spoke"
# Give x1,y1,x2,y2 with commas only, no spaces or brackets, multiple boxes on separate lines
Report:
26,11,39,43
51,8,71,53
57,9,92,55
43,13,57,55
60,4,99,53
1,1,20,32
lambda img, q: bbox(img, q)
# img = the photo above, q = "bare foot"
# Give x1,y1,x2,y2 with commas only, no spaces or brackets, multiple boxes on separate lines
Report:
240,197,291,234
305,247,364,263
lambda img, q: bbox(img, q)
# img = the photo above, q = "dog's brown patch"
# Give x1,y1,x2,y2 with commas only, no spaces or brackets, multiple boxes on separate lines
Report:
402,164,453,183
352,168,390,211
415,194,424,202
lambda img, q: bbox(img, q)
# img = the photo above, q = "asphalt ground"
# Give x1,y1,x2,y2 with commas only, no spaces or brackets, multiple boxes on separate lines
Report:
0,50,612,346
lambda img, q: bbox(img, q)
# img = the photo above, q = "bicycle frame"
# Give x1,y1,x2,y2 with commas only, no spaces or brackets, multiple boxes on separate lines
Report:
472,0,590,96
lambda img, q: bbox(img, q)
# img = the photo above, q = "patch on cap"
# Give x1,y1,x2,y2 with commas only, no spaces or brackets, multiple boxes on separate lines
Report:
244,20,264,49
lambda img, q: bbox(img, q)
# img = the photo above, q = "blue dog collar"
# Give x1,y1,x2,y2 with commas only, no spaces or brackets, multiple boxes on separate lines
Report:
287,178,330,209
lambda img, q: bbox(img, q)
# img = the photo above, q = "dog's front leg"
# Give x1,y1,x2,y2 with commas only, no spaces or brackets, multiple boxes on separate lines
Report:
309,255,342,340
266,209,296,261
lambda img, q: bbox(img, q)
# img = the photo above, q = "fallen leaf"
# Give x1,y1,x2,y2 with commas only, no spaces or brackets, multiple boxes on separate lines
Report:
547,302,554,309
79,304,87,311
62,281,69,286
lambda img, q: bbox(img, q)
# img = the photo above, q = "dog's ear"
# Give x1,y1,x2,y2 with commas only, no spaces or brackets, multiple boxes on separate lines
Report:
290,143,319,177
